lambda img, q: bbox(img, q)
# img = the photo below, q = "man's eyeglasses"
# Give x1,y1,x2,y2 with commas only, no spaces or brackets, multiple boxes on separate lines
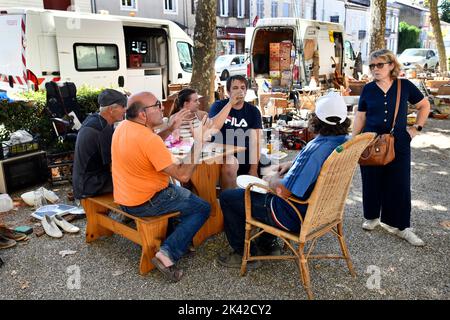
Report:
143,100,162,111
369,62,391,70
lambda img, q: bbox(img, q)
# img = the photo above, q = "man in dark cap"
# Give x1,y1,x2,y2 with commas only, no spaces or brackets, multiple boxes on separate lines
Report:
73,88,127,199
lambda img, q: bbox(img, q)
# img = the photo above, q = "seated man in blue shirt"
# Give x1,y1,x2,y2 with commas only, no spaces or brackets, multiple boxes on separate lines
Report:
217,92,351,268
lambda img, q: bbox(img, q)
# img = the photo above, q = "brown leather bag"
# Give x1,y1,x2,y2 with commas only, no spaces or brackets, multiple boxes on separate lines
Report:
359,79,401,166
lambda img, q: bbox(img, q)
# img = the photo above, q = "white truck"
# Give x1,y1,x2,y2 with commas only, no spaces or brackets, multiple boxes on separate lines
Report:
246,18,357,89
0,7,194,99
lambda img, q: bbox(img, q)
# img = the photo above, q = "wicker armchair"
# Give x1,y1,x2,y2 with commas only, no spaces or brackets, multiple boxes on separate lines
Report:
241,132,376,299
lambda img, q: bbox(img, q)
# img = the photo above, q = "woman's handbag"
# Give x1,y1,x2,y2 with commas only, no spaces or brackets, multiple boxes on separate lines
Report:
359,79,401,166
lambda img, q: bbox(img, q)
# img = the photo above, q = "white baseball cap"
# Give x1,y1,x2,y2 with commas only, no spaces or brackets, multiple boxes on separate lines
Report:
315,92,348,125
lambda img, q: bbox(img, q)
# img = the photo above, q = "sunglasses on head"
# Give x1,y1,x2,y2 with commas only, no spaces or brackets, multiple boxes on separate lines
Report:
369,62,392,70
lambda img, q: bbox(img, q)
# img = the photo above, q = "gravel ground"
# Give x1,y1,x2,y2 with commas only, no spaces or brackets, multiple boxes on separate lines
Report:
0,118,449,300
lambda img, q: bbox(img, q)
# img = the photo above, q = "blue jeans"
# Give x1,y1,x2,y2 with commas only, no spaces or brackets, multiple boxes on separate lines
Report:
219,188,277,255
121,184,210,263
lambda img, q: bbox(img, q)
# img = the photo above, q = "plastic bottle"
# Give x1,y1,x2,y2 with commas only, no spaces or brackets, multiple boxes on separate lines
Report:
0,194,14,212
271,133,280,155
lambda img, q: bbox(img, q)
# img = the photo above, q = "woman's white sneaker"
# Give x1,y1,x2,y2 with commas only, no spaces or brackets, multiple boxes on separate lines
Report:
380,222,399,234
362,218,380,230
395,228,425,246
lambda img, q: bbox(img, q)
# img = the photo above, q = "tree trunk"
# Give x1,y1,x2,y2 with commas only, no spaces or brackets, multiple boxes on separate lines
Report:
190,0,217,108
369,0,387,53
429,0,447,73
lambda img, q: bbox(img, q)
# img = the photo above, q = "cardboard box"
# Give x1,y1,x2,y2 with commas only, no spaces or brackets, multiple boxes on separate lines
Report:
269,57,280,71
281,70,292,86
280,57,291,70
279,42,292,59
270,43,280,58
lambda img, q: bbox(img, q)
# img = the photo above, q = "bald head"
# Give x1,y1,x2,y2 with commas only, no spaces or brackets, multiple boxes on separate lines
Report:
126,91,157,119
127,92,156,108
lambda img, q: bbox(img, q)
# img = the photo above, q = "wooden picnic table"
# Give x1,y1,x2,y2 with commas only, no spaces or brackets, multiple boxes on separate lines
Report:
174,143,246,246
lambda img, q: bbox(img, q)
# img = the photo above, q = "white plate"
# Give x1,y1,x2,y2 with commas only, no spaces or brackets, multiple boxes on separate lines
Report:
170,146,191,154
236,175,269,194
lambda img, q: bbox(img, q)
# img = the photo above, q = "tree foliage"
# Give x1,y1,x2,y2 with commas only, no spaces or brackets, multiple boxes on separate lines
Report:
398,21,421,53
439,0,450,23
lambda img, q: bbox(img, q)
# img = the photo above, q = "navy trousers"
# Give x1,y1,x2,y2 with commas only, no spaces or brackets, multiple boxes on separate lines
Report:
360,131,412,230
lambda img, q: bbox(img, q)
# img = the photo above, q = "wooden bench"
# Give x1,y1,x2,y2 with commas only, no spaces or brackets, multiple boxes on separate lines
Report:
81,194,179,275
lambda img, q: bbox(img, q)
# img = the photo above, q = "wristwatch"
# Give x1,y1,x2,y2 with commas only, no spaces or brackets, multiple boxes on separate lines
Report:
413,124,423,131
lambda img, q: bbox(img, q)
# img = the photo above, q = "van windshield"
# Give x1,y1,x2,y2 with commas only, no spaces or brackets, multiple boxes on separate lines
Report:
177,42,193,73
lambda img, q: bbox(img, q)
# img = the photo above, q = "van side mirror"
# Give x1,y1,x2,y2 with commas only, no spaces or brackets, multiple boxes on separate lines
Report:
8,75,14,88
118,76,124,87
178,73,183,79
231,61,237,65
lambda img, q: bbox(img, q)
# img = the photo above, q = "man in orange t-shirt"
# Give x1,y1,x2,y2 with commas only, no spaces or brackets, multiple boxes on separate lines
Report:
112,91,211,283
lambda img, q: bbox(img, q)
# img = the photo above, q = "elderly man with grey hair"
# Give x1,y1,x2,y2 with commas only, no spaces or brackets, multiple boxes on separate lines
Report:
73,88,127,199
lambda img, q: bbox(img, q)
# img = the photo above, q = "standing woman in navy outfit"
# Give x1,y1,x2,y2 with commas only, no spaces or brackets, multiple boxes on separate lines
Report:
352,49,430,246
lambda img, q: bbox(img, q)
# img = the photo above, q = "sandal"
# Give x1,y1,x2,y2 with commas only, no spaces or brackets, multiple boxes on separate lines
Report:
0,226,28,241
0,234,16,250
151,256,183,282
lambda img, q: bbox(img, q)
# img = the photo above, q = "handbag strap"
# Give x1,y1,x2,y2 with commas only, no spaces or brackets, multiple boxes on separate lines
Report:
390,78,401,133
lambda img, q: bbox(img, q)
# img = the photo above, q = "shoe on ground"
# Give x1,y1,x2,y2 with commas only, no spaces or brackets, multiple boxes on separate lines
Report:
0,226,27,241
183,244,196,258
217,252,262,269
151,256,183,282
380,222,399,234
53,215,79,233
395,228,425,246
362,218,380,231
42,215,63,238
256,241,282,256
0,234,17,249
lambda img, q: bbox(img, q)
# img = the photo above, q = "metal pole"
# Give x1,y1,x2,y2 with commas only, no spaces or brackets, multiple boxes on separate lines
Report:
91,0,97,13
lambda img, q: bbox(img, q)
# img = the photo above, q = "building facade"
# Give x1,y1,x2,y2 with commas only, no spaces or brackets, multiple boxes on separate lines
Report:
93,0,196,37
0,0,92,12
216,0,250,55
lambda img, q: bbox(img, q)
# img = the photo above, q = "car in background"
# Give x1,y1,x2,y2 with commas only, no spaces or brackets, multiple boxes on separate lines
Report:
215,54,247,80
398,48,439,71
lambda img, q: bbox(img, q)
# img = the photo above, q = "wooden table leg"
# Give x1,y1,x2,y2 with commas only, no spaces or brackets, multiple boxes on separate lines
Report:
190,163,223,246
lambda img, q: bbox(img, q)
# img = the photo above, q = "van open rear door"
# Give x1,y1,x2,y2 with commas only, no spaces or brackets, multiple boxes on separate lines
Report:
0,14,27,90
53,16,127,89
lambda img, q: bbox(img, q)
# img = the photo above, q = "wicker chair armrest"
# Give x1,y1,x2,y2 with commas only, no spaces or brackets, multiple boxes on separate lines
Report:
244,183,304,225
287,197,308,205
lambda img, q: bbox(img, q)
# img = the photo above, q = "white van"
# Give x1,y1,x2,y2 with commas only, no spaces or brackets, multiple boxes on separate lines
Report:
0,8,193,99
246,18,356,89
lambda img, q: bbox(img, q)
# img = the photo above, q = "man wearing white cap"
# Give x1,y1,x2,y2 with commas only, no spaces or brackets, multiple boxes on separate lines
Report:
217,92,351,268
